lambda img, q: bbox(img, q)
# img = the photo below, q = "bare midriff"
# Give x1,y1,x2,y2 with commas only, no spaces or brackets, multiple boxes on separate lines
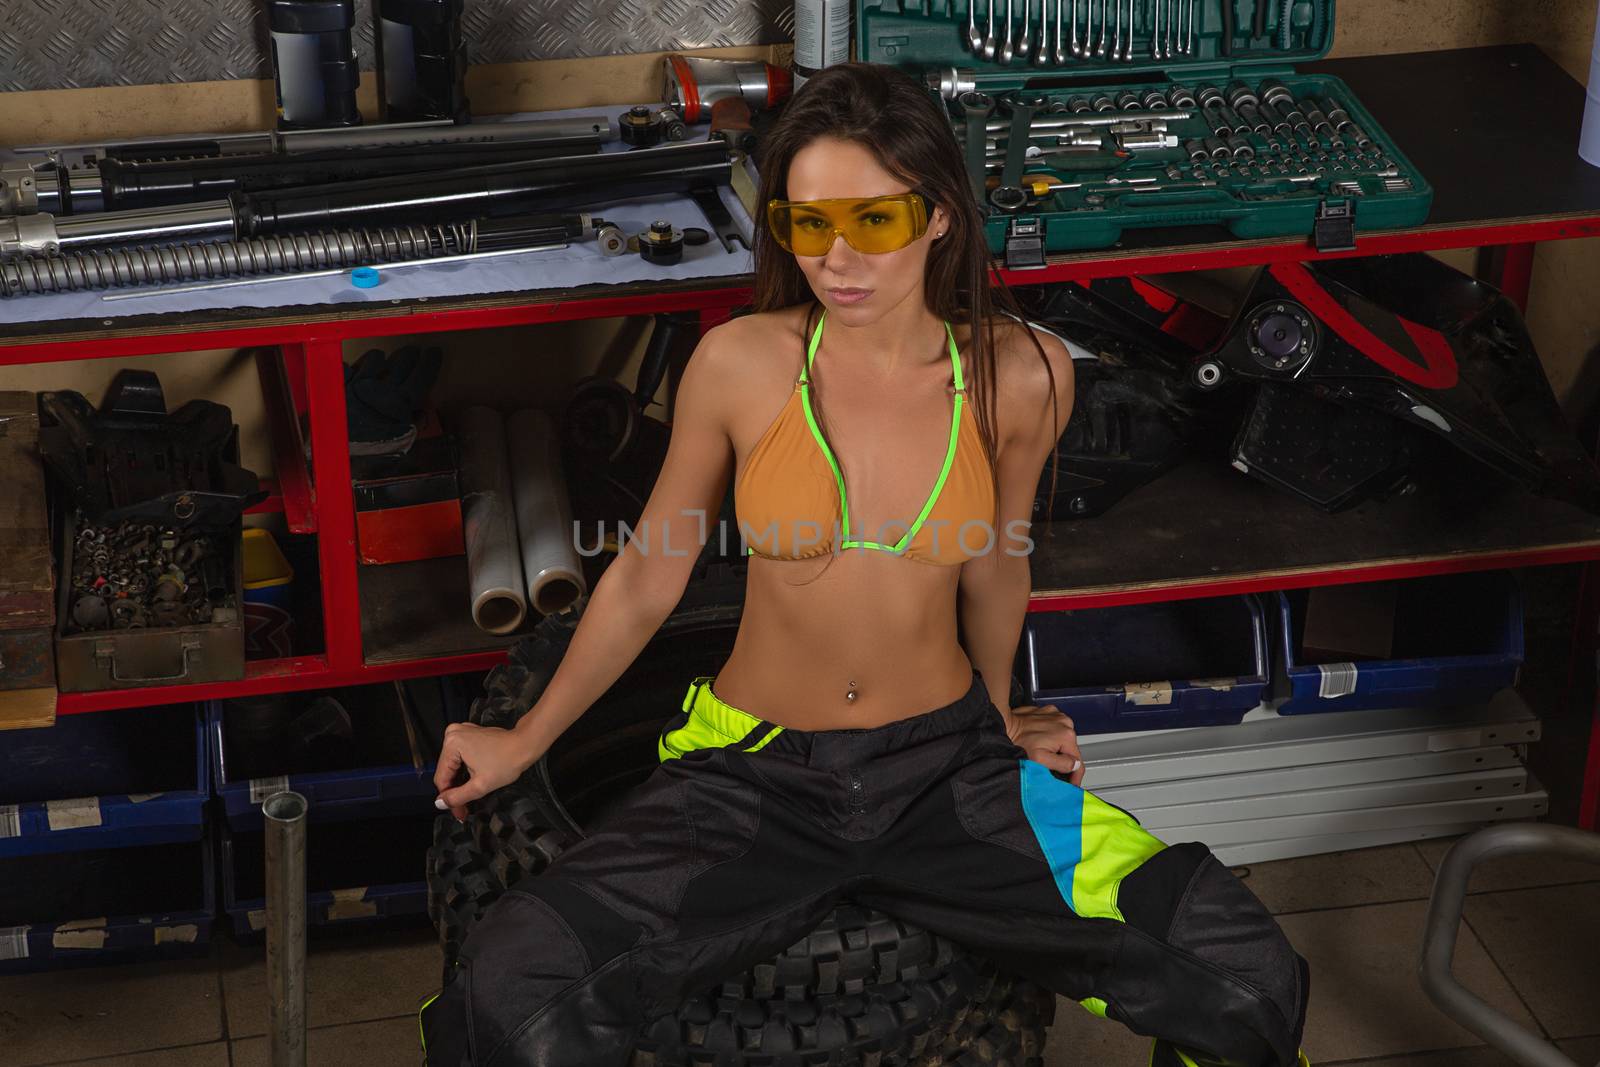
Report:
711,550,978,730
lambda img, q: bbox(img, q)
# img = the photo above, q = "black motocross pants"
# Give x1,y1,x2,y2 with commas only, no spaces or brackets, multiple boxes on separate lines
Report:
420,666,1311,1066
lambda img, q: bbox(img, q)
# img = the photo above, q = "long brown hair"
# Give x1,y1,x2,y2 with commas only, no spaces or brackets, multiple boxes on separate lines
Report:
747,61,1062,576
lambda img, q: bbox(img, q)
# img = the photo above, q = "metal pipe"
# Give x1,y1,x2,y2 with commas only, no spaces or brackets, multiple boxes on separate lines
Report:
2,204,236,257
235,140,730,233
92,136,605,213
52,201,237,253
1420,823,1600,1067
14,115,613,162
263,790,309,1067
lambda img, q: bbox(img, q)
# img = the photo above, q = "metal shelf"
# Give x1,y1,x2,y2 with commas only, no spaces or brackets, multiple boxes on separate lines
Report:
10,42,1599,831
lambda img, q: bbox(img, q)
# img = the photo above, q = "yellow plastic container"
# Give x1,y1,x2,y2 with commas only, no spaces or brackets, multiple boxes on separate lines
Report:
241,529,294,658
242,528,294,590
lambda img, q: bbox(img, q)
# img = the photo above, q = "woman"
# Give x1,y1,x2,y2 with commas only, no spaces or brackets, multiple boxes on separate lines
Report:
421,62,1311,1067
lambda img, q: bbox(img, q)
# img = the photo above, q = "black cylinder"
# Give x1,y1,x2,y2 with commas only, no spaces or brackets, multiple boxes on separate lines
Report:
234,141,731,233
268,0,362,130
97,136,603,211
374,0,469,123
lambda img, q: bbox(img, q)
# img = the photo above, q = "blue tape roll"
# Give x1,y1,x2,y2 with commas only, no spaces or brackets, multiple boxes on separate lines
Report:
351,267,381,289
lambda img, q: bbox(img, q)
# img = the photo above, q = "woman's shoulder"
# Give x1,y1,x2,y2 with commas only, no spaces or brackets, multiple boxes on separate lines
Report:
962,313,1072,391
963,312,1076,448
704,305,812,346
696,305,813,377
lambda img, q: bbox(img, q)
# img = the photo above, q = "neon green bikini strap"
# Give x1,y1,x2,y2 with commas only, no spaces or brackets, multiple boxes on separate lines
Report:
945,320,965,392
800,310,825,384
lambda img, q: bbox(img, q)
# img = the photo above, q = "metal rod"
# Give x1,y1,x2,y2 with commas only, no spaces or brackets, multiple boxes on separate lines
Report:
101,241,568,300
264,791,309,1067
55,200,236,251
983,108,1195,130
15,115,613,161
3,221,475,297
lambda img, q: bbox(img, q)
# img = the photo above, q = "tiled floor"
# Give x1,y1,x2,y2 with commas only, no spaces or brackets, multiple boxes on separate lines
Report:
4,836,1596,1067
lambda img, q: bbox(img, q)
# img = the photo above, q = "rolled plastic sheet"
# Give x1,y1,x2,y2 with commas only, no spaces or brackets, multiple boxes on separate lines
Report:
507,408,587,616
1584,0,1600,167
458,406,528,634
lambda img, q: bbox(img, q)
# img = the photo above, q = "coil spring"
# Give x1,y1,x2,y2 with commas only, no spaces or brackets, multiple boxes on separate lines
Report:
0,221,478,298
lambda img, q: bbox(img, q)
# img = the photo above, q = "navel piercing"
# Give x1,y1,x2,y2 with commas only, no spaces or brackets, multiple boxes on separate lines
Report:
846,679,859,702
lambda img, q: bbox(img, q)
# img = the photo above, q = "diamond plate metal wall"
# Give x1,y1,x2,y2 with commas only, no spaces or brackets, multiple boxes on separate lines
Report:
0,0,793,92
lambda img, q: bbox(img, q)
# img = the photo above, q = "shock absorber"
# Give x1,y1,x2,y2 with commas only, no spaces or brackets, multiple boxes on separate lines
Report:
0,213,598,298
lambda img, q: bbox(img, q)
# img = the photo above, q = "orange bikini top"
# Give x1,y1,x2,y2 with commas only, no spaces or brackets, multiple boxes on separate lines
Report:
734,311,997,566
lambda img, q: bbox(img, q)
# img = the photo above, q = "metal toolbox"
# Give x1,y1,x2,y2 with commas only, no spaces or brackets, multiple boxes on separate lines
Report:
53,512,246,692
39,370,262,693
856,0,1432,261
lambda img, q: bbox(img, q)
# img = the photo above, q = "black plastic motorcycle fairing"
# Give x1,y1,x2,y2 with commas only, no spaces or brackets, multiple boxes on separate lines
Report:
1020,286,1237,519
37,369,266,526
1205,254,1600,514
1232,383,1415,512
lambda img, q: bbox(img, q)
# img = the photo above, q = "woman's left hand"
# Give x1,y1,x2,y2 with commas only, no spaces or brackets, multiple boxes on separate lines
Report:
1003,705,1085,786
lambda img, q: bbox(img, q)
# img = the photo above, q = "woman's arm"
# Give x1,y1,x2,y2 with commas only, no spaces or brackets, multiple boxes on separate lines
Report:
434,322,742,815
957,321,1080,777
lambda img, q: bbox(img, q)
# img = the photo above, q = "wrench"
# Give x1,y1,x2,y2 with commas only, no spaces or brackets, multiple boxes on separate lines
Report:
1000,0,1015,62
1018,0,1032,59
982,0,998,60
1068,0,1080,56
1111,0,1121,59
1165,0,1174,57
1186,0,1196,53
1122,0,1134,58
1150,0,1161,57
999,95,1045,190
967,0,984,53
959,91,995,206
1093,0,1107,55
1034,0,1051,64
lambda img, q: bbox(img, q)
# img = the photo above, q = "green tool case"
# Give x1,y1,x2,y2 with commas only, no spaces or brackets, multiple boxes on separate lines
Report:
855,0,1433,264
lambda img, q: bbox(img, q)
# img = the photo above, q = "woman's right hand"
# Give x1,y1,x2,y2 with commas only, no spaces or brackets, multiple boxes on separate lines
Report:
433,721,542,822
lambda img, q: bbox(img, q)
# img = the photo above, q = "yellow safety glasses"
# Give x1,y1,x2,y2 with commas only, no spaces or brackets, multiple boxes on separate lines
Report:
766,192,930,257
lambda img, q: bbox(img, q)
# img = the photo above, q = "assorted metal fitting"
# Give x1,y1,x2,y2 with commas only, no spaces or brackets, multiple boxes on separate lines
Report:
65,520,233,635
637,220,684,265
618,105,666,148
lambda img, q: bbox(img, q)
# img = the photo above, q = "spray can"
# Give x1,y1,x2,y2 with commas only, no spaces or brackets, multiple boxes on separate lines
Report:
792,0,850,89
267,0,362,130
374,0,471,124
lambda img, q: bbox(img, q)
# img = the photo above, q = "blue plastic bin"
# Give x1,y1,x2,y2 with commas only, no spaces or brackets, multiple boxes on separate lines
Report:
1022,594,1269,734
0,837,214,972
219,815,430,935
211,683,440,830
1277,571,1524,714
0,704,207,858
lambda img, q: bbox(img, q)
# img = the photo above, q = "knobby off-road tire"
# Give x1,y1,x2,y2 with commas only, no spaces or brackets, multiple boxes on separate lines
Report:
424,562,1055,1063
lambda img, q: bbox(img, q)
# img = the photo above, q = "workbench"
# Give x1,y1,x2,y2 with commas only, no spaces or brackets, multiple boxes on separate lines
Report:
2,43,1597,829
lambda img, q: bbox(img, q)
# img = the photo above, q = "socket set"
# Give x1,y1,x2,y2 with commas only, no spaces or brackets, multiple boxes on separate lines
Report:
859,0,1432,260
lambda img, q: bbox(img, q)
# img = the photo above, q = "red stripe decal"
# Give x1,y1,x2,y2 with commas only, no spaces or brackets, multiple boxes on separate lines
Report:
1129,277,1178,312
1268,262,1459,390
